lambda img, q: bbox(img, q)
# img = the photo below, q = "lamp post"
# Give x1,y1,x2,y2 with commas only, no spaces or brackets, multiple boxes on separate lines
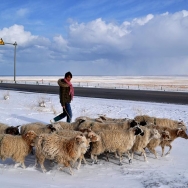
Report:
0,38,17,82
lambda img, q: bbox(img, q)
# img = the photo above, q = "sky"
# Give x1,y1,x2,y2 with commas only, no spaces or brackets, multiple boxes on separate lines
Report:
0,0,188,76
0,88,188,187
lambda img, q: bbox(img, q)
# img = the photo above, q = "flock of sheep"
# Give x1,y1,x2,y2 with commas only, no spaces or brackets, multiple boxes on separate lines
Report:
0,114,187,175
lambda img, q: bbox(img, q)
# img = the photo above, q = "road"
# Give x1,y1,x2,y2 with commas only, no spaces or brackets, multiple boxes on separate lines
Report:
0,83,188,105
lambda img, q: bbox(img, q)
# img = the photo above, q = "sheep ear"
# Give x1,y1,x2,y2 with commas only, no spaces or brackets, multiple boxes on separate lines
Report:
88,128,92,132
75,136,82,144
95,118,103,123
99,115,106,120
177,129,183,135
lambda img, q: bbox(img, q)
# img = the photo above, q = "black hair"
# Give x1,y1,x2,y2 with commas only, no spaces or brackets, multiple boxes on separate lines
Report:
65,71,72,78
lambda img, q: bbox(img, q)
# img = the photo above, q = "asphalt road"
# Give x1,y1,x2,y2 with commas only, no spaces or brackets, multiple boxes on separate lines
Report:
0,83,188,105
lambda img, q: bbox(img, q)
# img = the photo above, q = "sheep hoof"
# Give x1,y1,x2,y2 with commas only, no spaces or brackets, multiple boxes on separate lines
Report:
42,169,47,173
129,159,132,164
119,162,123,166
22,165,26,169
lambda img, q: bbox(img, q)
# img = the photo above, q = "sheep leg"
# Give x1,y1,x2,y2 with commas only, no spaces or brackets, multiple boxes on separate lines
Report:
37,156,47,173
117,151,123,165
76,158,81,170
21,161,26,169
131,150,134,161
127,151,132,164
62,161,74,175
34,158,39,167
161,146,165,157
82,155,88,165
68,166,73,175
75,155,86,170
141,149,148,162
105,151,110,162
148,147,158,159
91,154,98,164
114,152,120,158
165,143,172,156
14,162,21,168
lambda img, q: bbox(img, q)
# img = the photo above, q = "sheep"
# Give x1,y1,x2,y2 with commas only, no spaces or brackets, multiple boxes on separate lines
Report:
20,122,56,135
55,128,101,168
134,115,187,131
78,119,138,132
146,125,188,158
130,126,161,162
90,126,144,165
98,115,128,123
0,123,20,135
75,116,104,123
0,130,37,168
34,133,90,175
51,118,87,131
145,129,171,159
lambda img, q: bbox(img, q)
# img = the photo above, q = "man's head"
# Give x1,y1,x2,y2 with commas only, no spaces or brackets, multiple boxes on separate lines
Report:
65,71,72,81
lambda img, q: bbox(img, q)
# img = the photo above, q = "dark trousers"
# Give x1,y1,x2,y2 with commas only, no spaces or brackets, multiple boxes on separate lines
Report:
53,103,72,123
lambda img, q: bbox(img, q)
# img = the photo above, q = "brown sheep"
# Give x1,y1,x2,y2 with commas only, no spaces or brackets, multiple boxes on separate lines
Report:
147,127,188,157
34,133,89,175
0,130,37,168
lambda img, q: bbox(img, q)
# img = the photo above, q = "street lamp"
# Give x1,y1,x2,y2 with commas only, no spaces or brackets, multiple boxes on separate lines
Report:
0,38,17,82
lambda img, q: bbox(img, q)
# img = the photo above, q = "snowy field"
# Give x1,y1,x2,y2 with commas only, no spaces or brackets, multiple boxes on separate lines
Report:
1,75,188,92
0,88,188,188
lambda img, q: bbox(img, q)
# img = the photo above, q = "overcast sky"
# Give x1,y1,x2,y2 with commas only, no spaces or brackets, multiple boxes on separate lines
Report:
0,0,188,76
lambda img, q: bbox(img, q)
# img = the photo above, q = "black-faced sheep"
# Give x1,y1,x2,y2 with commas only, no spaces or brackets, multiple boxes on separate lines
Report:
78,119,138,132
90,126,144,165
131,126,161,162
0,123,20,135
20,122,56,135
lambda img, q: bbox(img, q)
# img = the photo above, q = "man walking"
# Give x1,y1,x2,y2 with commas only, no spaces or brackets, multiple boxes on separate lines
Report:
50,71,74,123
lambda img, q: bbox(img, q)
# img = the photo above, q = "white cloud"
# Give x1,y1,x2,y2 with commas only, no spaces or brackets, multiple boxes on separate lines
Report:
0,25,37,45
132,14,154,25
0,10,188,75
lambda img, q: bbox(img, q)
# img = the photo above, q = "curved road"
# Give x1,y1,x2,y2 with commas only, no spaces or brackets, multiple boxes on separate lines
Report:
0,83,188,105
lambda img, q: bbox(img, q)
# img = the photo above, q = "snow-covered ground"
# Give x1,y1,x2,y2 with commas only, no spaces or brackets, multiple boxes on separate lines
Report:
0,88,188,188
1,75,188,92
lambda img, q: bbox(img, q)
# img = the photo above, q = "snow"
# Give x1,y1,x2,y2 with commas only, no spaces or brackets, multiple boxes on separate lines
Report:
0,88,188,188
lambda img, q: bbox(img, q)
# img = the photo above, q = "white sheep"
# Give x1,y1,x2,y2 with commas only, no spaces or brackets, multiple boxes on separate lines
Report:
78,119,138,132
75,116,104,123
131,126,161,162
98,115,128,123
20,122,56,135
0,130,37,168
52,118,87,131
90,126,144,165
134,115,187,130
34,133,90,175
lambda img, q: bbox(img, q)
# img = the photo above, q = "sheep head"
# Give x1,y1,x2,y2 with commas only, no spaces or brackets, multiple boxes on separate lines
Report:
22,130,38,146
5,125,20,135
177,128,188,139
